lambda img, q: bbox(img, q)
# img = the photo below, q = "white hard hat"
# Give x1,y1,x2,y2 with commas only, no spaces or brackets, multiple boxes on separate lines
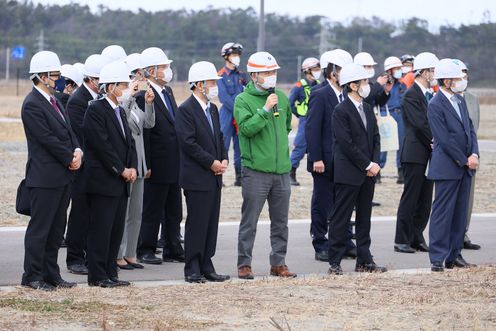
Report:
434,58,465,79
101,45,127,62
246,51,280,73
60,64,83,86
125,53,142,72
339,63,374,86
99,60,131,84
320,49,353,69
301,57,320,71
29,51,61,74
452,59,468,71
188,61,221,83
413,52,439,71
140,47,173,68
354,52,377,66
73,62,84,74
384,56,403,71
83,54,111,78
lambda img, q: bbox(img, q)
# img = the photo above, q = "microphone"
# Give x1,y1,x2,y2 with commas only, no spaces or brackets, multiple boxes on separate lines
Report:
267,88,279,117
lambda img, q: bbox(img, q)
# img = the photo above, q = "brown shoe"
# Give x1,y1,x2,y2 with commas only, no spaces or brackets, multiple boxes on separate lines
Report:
238,265,254,279
270,265,297,278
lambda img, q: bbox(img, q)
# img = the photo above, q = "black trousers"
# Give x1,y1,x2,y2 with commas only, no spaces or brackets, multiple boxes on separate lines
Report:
395,162,433,245
183,188,221,277
138,181,182,256
329,179,375,265
65,189,90,266
22,184,71,284
86,193,127,283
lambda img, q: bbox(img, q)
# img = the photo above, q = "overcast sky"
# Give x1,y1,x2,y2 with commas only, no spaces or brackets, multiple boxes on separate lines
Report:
30,0,494,31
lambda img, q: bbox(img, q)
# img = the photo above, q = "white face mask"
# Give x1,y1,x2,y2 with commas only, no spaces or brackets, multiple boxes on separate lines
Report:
430,79,438,87
402,66,412,74
116,87,132,105
230,56,240,67
365,68,375,77
393,69,403,79
451,79,468,93
260,75,277,89
311,70,321,80
164,67,173,83
207,86,219,100
358,84,371,99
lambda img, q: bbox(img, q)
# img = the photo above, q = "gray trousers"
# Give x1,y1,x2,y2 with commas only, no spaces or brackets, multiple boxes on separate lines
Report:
237,168,291,268
118,178,144,259
464,174,476,242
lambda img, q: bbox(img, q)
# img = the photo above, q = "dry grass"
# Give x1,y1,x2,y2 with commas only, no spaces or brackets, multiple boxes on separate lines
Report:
0,266,495,330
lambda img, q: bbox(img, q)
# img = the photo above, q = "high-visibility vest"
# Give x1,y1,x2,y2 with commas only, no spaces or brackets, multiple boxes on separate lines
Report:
295,78,319,116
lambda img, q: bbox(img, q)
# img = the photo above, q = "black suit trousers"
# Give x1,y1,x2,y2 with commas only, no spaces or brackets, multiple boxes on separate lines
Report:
65,186,90,266
138,181,182,256
183,188,221,276
329,179,374,265
395,162,433,245
86,193,127,283
22,184,71,283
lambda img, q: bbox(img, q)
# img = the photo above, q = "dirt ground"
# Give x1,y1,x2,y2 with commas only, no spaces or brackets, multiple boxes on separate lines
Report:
1,82,496,226
0,266,494,330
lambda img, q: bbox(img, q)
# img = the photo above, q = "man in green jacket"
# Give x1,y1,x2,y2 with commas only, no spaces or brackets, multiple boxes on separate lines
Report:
234,51,296,279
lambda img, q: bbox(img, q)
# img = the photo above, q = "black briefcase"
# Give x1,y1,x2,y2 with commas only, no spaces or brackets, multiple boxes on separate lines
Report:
16,179,31,216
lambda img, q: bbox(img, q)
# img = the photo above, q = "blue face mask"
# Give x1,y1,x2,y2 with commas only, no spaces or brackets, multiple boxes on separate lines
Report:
54,77,66,93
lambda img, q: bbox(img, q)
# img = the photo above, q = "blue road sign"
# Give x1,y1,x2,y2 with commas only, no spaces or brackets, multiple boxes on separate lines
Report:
12,46,25,60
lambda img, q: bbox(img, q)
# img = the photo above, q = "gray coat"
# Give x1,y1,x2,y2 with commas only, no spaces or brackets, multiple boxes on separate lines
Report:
464,91,480,133
122,97,155,177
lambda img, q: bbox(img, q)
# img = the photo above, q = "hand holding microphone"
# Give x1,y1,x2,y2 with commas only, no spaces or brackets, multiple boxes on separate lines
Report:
266,88,279,117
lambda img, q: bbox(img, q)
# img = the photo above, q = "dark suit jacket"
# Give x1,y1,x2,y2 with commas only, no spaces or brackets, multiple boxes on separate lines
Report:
176,95,228,191
427,91,478,180
54,92,70,109
136,84,179,184
332,97,380,186
400,83,433,165
21,87,80,188
305,82,339,176
82,98,137,197
67,85,94,148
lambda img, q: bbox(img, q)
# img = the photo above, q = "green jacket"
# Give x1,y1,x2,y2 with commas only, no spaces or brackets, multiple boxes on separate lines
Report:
234,81,292,174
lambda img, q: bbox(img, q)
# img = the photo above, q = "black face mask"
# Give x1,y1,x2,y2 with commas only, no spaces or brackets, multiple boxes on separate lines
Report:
54,77,66,93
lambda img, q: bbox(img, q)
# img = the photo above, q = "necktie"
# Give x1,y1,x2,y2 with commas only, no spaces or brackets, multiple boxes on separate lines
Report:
358,103,367,129
425,92,433,102
114,107,126,137
338,93,344,103
49,96,65,122
161,88,175,122
450,95,462,119
205,105,214,133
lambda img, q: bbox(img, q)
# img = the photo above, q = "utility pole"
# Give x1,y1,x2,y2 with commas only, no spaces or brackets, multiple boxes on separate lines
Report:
357,37,363,53
297,55,302,81
257,0,265,51
5,47,10,80
37,30,45,52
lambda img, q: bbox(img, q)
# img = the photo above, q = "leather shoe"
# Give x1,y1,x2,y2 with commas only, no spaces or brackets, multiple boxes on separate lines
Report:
163,252,185,263
22,280,56,291
270,265,297,278
412,242,429,252
343,247,357,259
315,250,329,262
355,262,387,273
88,279,119,288
124,258,144,269
328,264,343,275
117,263,135,270
394,244,416,253
372,201,381,207
238,265,254,279
464,241,481,250
137,253,162,265
431,262,444,272
204,273,230,282
67,263,88,275
109,277,131,286
46,278,77,288
445,255,476,269
185,274,206,283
